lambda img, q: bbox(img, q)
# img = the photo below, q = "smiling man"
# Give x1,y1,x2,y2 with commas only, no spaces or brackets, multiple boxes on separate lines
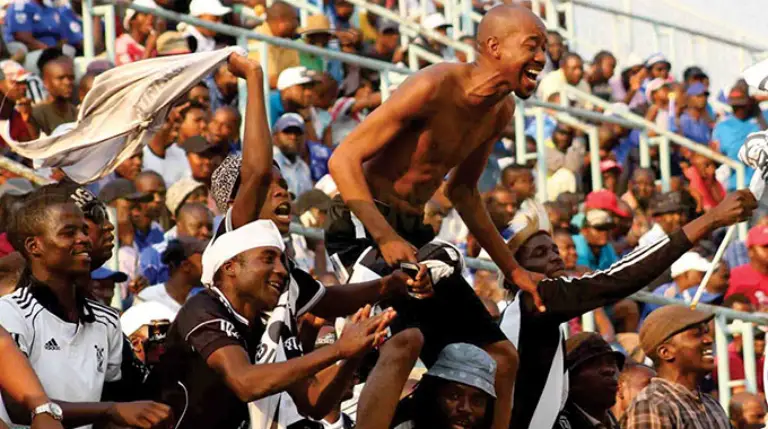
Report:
622,305,728,429
326,6,549,428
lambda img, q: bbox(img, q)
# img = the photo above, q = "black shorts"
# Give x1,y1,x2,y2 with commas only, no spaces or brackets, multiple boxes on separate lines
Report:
325,197,506,366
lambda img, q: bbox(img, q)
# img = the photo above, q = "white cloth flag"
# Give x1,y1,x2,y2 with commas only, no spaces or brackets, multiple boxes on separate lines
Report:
0,47,245,183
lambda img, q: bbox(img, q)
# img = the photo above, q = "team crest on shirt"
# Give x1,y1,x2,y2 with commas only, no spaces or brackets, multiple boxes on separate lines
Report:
69,21,80,33
15,13,26,24
94,345,105,373
556,416,571,429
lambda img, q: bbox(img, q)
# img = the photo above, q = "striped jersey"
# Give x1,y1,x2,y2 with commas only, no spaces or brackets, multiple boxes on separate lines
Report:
0,275,123,428
500,230,691,429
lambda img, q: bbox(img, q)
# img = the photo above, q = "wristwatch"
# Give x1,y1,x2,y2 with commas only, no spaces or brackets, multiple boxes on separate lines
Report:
31,402,63,421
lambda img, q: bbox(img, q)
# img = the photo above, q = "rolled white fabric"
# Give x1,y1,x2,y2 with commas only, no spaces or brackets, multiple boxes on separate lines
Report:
201,220,285,286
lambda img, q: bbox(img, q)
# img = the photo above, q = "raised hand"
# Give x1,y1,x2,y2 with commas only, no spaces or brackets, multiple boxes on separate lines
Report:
708,189,757,228
227,53,263,79
378,235,418,266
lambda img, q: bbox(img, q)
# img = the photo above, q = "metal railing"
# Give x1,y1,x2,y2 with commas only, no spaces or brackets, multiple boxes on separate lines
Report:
69,1,762,410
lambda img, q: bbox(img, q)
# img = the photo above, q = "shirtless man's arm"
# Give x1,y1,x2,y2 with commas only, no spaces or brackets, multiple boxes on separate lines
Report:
329,71,438,265
445,99,545,311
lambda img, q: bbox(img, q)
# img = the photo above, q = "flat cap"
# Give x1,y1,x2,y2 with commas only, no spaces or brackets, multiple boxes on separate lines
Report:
640,305,714,359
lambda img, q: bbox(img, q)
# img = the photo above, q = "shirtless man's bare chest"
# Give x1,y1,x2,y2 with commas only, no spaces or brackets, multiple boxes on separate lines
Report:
364,66,513,214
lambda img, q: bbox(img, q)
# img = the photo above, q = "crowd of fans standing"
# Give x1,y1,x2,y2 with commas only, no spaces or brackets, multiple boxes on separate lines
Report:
0,0,767,428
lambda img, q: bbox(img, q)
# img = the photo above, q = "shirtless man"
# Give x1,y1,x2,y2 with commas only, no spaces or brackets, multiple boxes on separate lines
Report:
326,5,547,429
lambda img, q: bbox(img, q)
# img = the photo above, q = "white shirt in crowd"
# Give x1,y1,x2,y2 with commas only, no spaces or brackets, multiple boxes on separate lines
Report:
137,284,183,315
182,24,217,52
272,146,313,197
0,287,123,429
142,144,191,186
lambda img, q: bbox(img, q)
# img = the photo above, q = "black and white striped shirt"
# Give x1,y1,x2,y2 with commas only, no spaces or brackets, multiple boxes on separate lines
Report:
500,230,692,429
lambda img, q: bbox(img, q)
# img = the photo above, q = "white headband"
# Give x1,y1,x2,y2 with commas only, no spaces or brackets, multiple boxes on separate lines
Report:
201,219,286,286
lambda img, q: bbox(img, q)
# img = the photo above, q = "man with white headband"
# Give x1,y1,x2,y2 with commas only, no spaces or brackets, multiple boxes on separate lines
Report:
148,219,397,429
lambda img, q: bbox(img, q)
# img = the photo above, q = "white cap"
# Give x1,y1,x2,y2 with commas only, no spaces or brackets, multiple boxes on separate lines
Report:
120,301,177,336
189,0,232,17
277,66,315,91
624,52,643,69
422,13,451,30
670,252,712,278
123,0,158,31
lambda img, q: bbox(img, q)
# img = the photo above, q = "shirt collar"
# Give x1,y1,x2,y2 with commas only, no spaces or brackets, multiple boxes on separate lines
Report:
652,377,705,401
573,404,604,427
209,286,250,326
20,270,95,323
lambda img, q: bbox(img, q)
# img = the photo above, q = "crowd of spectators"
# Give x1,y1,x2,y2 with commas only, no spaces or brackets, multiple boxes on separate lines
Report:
0,0,767,428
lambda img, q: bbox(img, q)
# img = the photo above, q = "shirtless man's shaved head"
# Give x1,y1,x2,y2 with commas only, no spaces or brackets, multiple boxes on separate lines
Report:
476,5,547,99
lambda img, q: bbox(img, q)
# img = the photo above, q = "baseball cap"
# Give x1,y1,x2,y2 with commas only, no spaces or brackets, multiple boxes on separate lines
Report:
0,178,34,197
277,66,315,91
565,332,625,373
425,343,497,398
584,209,616,229
273,113,306,134
98,178,152,204
645,77,668,100
422,13,451,30
670,252,712,278
156,31,191,56
585,190,630,218
377,19,400,34
644,53,670,69
686,82,708,97
600,159,622,175
123,0,158,31
727,87,751,107
179,135,225,156
211,153,242,213
747,225,768,248
91,266,129,282
166,177,205,216
640,305,713,359
189,0,231,17
649,191,685,216
120,301,177,336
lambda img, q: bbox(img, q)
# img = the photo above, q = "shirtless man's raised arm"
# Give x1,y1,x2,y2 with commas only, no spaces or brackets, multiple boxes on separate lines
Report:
329,71,439,266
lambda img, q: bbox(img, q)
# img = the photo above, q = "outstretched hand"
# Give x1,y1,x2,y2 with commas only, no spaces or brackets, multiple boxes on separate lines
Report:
510,267,546,312
227,53,263,79
710,189,757,228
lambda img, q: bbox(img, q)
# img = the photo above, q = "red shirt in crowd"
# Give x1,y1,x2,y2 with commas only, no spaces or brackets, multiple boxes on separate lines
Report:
115,33,146,66
715,342,765,393
726,264,768,309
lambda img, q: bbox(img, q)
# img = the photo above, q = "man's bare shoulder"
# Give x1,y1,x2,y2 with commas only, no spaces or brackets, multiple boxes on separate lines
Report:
406,62,472,91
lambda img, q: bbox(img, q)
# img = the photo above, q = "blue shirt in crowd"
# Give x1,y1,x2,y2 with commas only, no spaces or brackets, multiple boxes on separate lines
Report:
306,140,332,182
713,116,758,191
268,91,286,127
669,112,711,145
640,282,721,325
524,114,556,141
133,222,165,252
572,233,619,271
5,0,82,47
204,76,238,114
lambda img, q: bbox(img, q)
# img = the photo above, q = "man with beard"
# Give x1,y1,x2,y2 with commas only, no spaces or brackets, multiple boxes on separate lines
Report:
326,7,548,428
392,343,498,429
498,190,755,429
622,305,729,428
555,332,624,429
